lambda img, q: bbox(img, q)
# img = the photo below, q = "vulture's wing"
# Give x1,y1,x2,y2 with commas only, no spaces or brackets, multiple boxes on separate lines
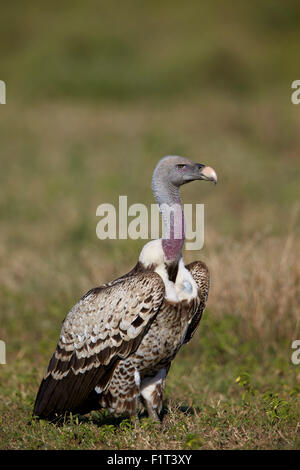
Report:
33,271,165,419
183,261,210,344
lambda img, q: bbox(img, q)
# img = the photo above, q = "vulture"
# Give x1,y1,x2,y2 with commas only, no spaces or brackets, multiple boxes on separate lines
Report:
33,156,217,421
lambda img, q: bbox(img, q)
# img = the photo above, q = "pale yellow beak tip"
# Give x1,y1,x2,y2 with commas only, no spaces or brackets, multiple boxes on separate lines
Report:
201,166,218,184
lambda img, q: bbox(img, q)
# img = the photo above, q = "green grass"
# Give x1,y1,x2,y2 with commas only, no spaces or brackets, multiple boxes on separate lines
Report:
1,314,299,449
0,0,300,450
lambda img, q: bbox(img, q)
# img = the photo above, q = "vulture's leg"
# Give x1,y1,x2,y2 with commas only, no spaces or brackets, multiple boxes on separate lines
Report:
140,367,169,422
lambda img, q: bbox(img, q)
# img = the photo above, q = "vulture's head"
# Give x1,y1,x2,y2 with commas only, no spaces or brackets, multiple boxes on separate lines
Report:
152,155,217,192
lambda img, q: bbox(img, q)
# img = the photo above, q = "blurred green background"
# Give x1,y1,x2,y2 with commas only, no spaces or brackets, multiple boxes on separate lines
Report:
0,0,299,449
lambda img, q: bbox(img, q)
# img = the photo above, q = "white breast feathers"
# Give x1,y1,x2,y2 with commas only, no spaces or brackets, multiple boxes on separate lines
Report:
139,240,198,303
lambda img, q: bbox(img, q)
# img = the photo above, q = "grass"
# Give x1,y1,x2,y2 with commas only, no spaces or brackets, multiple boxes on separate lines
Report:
0,0,300,450
1,313,299,449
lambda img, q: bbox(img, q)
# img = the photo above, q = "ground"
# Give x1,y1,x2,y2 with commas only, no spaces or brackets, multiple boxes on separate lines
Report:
0,0,299,450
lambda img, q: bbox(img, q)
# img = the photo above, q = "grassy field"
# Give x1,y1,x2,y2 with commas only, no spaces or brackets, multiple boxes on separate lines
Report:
0,0,299,450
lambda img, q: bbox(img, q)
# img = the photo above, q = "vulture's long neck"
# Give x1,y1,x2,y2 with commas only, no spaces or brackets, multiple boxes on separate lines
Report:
152,172,185,264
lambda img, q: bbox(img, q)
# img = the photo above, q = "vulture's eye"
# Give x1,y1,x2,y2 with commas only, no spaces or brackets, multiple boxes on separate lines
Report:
176,164,187,170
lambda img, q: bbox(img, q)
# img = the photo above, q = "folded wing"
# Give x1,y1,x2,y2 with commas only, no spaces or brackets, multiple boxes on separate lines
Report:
183,260,210,344
33,271,165,419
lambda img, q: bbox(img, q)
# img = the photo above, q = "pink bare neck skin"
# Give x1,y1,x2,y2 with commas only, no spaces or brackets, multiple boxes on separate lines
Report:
161,204,185,262
152,173,185,264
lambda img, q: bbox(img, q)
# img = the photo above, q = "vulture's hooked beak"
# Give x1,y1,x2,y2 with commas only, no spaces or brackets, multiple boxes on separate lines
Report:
198,165,218,185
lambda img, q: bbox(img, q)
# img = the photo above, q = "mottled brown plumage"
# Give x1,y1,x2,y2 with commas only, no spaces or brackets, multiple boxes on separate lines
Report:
33,156,216,421
34,272,165,418
98,261,209,418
